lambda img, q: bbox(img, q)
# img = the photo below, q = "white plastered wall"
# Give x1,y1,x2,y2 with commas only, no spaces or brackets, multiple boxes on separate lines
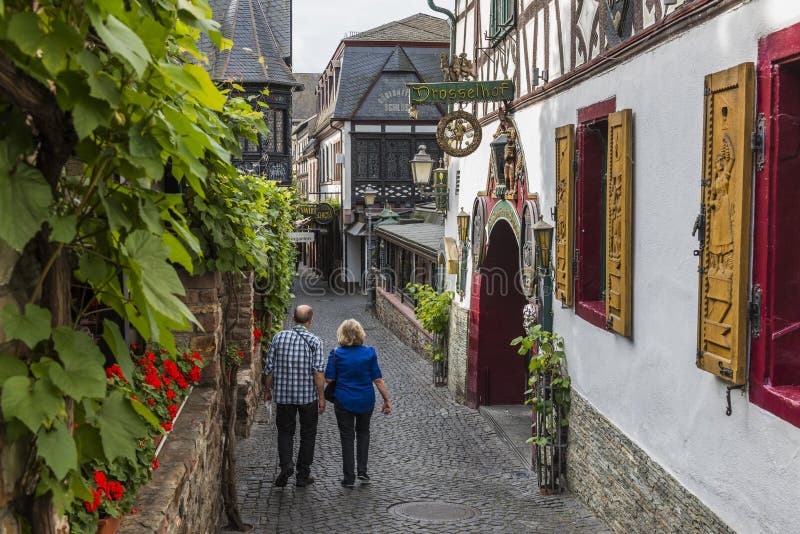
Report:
447,2,800,532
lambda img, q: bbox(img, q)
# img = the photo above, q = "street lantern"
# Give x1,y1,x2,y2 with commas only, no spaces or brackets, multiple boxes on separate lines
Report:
456,207,470,243
410,144,434,186
532,217,554,270
490,133,507,187
432,162,448,214
363,186,378,208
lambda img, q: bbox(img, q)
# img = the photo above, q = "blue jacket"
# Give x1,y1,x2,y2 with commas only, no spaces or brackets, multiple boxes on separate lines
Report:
325,345,382,414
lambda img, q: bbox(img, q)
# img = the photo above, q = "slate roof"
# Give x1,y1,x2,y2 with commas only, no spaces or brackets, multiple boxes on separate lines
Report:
376,222,444,258
208,0,298,86
319,44,445,124
346,13,449,43
292,72,321,123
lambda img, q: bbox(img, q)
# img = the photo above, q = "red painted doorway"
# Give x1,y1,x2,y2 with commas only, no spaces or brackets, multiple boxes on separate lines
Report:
472,219,528,406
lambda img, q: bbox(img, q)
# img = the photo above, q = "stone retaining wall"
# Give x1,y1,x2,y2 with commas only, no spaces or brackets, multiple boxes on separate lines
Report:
447,304,470,404
567,391,733,533
119,386,224,533
375,287,432,354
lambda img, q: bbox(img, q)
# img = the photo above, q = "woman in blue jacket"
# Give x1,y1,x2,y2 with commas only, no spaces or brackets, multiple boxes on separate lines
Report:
325,319,392,488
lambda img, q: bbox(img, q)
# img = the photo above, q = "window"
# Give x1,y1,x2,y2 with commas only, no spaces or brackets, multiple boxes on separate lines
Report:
262,108,288,155
562,98,633,336
751,23,800,426
489,0,515,43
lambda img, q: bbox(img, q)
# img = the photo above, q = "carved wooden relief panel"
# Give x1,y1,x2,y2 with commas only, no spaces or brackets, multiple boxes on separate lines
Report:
554,124,575,306
605,109,633,337
697,63,754,384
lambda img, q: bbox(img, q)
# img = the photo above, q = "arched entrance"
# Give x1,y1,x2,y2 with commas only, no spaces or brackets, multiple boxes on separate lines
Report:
469,219,528,406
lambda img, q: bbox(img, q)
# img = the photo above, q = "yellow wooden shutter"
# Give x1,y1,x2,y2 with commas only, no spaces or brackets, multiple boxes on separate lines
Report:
554,124,575,306
605,109,633,337
697,63,755,384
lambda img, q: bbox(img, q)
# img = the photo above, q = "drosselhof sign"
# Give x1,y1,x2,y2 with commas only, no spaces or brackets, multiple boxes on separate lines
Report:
407,80,515,105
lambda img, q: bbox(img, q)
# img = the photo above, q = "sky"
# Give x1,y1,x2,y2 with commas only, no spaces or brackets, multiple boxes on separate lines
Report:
292,0,456,73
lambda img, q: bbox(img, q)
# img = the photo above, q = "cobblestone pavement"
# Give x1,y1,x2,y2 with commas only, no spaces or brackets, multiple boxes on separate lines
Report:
234,280,609,534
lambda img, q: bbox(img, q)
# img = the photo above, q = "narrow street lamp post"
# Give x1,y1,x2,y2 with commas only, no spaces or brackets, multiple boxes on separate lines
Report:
532,217,554,332
363,186,378,304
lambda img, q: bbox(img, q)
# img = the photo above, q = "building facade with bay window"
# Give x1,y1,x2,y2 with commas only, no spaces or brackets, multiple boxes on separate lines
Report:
309,13,449,286
205,0,299,183
437,0,800,532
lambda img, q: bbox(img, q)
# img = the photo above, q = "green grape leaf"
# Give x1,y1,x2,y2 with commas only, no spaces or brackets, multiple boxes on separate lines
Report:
130,397,161,429
0,353,29,385
0,162,52,252
1,303,52,348
1,376,64,433
49,214,77,243
92,14,150,77
50,328,107,401
37,421,78,479
97,391,148,462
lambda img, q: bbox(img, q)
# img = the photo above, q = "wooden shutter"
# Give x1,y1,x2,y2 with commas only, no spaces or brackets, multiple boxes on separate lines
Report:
697,63,755,384
554,125,575,306
605,109,633,337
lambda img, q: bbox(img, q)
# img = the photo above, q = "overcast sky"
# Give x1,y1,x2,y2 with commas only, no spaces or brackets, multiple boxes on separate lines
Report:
292,0,455,73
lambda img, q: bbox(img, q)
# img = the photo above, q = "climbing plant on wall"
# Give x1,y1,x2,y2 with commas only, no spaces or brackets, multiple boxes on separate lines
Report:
0,0,285,530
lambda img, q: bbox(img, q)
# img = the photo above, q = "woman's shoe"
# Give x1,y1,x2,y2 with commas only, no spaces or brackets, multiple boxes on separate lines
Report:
341,479,355,488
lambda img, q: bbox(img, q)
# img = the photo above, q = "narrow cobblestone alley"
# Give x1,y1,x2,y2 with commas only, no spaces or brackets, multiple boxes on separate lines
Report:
234,278,609,533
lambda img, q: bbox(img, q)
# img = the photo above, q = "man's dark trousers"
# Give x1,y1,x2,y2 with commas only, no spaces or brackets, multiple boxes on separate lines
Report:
276,401,318,480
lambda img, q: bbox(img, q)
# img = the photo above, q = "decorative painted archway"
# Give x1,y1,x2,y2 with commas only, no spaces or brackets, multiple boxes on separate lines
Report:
466,112,541,408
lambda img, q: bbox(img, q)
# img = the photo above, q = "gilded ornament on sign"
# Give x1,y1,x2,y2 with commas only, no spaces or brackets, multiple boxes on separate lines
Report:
436,110,482,157
440,52,475,82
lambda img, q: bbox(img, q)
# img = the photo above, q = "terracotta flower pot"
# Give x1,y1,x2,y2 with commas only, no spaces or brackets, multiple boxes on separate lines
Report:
96,516,122,534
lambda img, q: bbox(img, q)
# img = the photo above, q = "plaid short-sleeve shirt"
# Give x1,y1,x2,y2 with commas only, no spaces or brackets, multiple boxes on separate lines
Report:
263,326,325,405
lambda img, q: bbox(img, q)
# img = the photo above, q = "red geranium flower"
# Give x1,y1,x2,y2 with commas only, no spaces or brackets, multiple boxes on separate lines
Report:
253,327,263,341
187,365,201,383
152,458,159,471
177,376,189,390
160,421,173,432
93,471,108,493
163,360,181,379
166,389,177,400
167,404,178,419
107,481,124,501
147,398,156,407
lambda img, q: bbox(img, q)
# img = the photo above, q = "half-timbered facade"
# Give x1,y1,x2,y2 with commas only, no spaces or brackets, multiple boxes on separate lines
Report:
441,0,800,531
311,14,449,285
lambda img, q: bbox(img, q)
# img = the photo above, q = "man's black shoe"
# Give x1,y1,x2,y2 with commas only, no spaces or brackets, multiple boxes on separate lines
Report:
274,469,293,487
341,479,355,488
357,474,371,484
295,476,315,487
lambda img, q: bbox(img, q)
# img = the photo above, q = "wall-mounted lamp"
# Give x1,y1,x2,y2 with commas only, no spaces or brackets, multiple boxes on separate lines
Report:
489,134,507,196
532,216,554,332
433,161,449,215
456,207,470,298
533,68,549,86
410,144,434,186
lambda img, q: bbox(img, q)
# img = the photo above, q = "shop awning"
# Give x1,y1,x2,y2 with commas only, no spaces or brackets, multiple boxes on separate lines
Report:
345,222,366,236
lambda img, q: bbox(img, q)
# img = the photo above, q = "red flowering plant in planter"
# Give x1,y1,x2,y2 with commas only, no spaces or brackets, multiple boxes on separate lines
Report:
67,346,205,533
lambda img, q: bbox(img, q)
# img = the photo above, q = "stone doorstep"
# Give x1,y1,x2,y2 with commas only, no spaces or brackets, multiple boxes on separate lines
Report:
118,387,222,534
479,405,533,471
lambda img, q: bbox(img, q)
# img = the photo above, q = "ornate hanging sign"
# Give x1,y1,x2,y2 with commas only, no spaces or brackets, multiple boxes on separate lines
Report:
407,80,514,105
436,110,482,157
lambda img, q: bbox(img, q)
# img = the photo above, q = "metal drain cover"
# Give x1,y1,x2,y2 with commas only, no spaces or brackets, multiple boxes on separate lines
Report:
388,501,479,522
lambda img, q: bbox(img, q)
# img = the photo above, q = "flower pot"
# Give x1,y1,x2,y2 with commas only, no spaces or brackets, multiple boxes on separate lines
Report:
96,516,122,534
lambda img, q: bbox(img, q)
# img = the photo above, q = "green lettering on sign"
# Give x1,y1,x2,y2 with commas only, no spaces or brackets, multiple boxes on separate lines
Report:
407,81,515,105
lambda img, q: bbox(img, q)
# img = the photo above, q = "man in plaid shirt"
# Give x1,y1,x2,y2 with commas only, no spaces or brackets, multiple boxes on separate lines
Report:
263,305,326,487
